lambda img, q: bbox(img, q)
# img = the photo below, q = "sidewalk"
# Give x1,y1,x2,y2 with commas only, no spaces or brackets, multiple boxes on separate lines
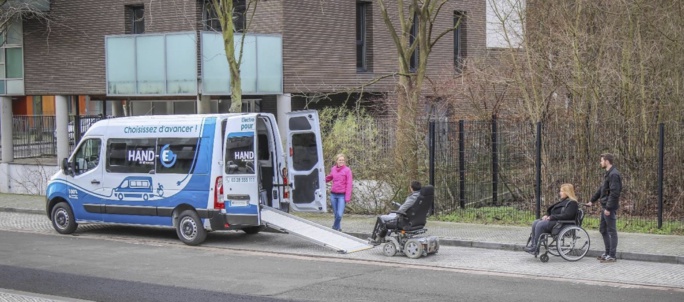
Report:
2,193,683,264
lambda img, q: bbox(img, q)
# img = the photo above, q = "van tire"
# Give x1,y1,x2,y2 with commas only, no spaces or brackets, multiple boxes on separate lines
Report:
242,226,263,235
176,210,207,245
51,202,78,234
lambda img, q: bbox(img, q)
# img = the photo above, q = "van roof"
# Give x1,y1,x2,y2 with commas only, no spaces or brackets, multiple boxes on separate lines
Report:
83,113,270,138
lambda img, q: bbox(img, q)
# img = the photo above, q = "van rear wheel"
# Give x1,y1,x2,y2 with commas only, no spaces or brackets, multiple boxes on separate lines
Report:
51,202,78,234
176,210,207,245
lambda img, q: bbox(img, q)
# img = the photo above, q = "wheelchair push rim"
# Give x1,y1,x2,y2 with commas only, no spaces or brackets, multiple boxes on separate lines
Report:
556,226,590,261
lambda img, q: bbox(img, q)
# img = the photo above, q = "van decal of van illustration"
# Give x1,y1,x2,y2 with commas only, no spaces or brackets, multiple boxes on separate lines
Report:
113,176,154,201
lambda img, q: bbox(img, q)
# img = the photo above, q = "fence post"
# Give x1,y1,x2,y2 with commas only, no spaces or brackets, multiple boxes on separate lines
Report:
459,120,465,209
73,96,82,143
428,120,436,215
535,122,542,219
657,123,664,229
429,120,435,186
492,118,498,206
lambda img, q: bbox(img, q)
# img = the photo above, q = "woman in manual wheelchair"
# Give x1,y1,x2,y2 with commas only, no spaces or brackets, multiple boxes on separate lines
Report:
524,183,590,262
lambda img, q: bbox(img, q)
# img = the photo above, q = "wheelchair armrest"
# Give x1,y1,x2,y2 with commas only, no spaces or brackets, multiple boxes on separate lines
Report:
390,210,406,216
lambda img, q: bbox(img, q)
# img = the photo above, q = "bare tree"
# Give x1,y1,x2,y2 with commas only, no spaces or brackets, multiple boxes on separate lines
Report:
0,0,50,40
377,0,463,180
209,0,258,113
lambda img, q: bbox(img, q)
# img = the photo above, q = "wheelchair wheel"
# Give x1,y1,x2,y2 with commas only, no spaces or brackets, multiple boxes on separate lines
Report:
556,226,590,261
540,253,549,263
404,239,424,259
383,242,397,257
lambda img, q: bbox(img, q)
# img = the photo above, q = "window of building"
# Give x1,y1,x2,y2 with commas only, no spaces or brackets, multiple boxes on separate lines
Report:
410,13,419,71
32,96,42,115
242,99,261,113
126,5,145,34
454,11,466,72
203,0,246,32
356,2,370,72
0,18,24,95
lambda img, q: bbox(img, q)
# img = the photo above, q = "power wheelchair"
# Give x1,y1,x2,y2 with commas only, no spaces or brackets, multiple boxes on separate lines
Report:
380,185,439,259
526,209,590,263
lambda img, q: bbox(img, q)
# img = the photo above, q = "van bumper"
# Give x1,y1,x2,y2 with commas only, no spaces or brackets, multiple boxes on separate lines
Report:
208,213,259,230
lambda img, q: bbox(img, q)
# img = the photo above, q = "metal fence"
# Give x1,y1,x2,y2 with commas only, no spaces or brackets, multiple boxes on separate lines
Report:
8,115,104,158
427,118,684,231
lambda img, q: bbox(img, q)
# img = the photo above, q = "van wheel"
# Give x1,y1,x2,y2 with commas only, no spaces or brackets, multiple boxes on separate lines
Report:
176,210,207,245
51,202,78,234
242,226,263,235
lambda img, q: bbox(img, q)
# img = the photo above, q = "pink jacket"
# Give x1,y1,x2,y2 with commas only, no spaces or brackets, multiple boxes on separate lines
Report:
326,165,353,202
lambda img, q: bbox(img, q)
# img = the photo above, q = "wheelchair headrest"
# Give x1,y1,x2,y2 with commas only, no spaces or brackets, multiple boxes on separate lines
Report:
420,185,434,197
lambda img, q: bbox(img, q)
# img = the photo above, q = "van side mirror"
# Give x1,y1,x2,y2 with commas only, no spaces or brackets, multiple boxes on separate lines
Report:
61,158,70,175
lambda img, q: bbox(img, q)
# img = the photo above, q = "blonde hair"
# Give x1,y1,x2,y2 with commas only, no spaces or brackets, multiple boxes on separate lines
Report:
560,183,577,201
335,154,346,162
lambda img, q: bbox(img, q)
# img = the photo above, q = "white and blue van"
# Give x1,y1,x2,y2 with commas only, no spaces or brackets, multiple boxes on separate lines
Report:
46,111,327,245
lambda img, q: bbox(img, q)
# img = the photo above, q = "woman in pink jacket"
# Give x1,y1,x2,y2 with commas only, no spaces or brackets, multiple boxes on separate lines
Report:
325,154,353,231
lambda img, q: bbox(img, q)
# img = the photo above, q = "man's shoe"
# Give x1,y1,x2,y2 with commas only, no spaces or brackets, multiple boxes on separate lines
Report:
597,254,608,260
523,246,537,255
600,256,617,263
367,238,380,246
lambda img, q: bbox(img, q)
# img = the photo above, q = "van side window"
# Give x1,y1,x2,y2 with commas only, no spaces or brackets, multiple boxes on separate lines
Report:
225,133,255,175
106,138,156,173
157,138,199,174
72,138,102,175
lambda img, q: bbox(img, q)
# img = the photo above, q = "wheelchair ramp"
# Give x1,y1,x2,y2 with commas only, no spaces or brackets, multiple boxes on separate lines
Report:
261,206,373,254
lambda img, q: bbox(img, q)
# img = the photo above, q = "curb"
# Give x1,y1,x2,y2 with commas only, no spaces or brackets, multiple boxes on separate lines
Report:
346,232,684,265
0,207,44,215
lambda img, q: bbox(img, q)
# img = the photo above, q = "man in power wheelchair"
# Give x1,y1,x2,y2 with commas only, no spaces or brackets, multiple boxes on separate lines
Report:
368,181,439,259
525,183,590,262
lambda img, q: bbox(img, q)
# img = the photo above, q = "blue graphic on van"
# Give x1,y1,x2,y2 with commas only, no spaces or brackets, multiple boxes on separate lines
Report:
159,144,178,168
113,176,154,201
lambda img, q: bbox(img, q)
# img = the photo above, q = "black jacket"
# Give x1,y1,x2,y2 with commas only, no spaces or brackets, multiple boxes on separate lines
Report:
590,166,622,211
546,197,578,221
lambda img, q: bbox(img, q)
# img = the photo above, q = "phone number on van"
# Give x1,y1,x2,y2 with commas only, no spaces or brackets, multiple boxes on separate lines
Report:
227,177,256,183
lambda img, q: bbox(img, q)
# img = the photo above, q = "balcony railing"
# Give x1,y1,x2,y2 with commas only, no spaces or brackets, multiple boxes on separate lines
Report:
105,31,283,97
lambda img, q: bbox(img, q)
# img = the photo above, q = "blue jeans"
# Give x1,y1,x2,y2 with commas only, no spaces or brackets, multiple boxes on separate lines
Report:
330,193,346,231
600,209,618,258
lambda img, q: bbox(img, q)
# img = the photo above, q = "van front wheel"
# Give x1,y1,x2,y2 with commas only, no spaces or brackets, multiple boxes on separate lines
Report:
176,210,207,245
51,202,78,234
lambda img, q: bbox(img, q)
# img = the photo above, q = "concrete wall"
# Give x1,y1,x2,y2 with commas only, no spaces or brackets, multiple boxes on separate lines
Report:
0,163,59,195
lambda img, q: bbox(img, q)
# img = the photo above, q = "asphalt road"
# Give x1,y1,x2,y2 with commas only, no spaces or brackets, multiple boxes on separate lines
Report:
1,230,682,302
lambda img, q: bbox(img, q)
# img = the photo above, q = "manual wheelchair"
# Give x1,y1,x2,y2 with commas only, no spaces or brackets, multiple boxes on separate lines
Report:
526,209,590,263
381,185,439,259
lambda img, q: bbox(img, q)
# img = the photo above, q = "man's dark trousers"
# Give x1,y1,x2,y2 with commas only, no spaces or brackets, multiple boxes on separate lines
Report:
599,210,618,258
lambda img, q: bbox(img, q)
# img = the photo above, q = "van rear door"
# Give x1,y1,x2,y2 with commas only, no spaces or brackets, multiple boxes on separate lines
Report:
223,114,261,226
285,111,326,212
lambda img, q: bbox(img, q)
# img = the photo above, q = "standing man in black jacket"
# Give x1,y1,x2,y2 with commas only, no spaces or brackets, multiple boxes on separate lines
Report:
587,153,622,263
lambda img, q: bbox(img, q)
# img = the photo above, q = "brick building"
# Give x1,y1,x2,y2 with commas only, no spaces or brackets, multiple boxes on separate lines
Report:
1,0,512,163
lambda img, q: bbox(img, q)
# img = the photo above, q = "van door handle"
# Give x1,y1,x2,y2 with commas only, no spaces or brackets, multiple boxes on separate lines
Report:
91,179,100,185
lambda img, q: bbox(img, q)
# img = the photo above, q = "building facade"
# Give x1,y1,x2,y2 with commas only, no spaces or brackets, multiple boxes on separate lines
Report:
1,0,495,164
